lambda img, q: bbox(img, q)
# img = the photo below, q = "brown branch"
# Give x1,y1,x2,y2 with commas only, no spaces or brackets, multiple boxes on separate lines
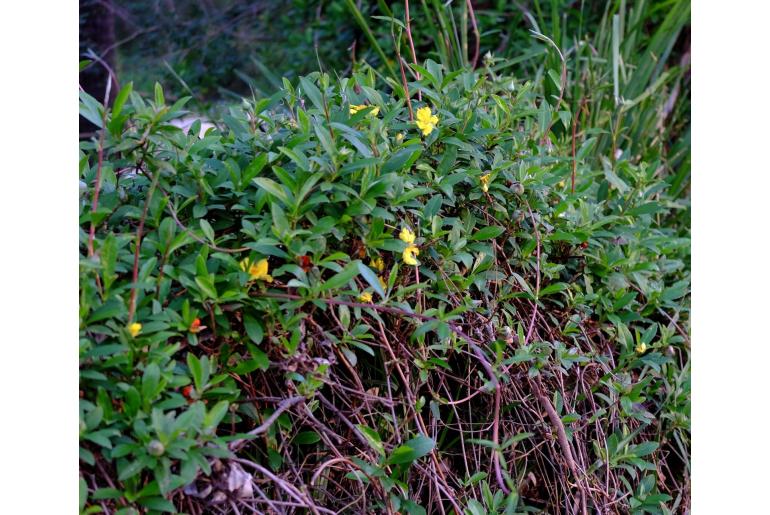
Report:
533,376,587,515
392,32,415,121
127,164,160,323
85,52,117,261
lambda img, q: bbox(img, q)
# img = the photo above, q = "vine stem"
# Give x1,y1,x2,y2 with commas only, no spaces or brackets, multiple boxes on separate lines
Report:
392,26,415,120
85,53,116,260
127,164,160,323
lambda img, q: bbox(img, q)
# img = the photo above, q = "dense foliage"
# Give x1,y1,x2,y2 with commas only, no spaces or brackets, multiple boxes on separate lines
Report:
80,1,689,513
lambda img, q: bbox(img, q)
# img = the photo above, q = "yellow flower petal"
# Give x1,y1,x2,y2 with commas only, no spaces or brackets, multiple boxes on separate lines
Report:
399,227,416,244
370,257,385,273
378,276,387,290
416,106,432,123
358,291,373,303
402,244,420,266
350,104,379,116
480,174,491,193
248,258,273,282
128,322,142,338
415,106,439,136
635,342,647,354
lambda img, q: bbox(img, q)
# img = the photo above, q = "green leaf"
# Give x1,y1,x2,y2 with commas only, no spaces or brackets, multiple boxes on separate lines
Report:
118,458,147,481
253,177,290,205
243,153,268,186
79,476,88,511
358,262,385,298
243,315,264,344
187,353,204,391
154,82,165,107
632,441,659,457
470,226,505,241
111,81,133,118
387,434,435,465
194,275,217,300
356,425,385,456
382,146,421,174
320,261,358,291
204,401,230,430
199,219,215,243
86,299,125,324
539,282,569,296
232,344,269,373
271,202,290,239
294,431,322,445
138,496,176,512
298,76,324,112
141,363,161,402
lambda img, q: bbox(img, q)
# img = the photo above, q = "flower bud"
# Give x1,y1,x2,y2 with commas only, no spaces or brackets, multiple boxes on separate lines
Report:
147,440,165,456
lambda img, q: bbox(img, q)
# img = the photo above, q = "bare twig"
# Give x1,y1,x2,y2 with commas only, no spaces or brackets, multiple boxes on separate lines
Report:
404,0,422,102
229,396,305,451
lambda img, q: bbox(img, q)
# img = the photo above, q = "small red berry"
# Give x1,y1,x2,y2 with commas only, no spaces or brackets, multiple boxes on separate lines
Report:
182,385,194,399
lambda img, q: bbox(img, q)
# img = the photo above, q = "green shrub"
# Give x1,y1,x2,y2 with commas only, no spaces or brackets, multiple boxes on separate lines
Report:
80,61,689,513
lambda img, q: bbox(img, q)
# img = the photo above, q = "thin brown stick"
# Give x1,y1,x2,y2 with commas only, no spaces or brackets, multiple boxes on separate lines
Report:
229,396,305,451
404,0,422,102
533,376,587,515
127,164,160,323
393,34,415,121
85,54,116,260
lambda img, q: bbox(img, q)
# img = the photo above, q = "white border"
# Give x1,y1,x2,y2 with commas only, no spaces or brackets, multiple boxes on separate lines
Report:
692,0,770,512
0,0,78,509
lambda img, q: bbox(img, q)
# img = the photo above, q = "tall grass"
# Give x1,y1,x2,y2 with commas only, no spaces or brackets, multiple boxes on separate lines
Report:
343,0,691,193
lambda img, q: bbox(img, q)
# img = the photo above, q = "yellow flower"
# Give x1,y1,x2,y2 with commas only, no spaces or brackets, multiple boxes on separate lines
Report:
370,257,385,273
349,104,380,116
480,173,492,193
396,132,404,142
415,106,439,136
399,227,416,244
378,276,387,290
402,244,420,266
240,258,273,282
635,342,647,354
358,291,373,303
128,322,142,338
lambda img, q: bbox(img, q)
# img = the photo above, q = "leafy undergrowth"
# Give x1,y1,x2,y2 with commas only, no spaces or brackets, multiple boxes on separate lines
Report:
79,62,690,514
